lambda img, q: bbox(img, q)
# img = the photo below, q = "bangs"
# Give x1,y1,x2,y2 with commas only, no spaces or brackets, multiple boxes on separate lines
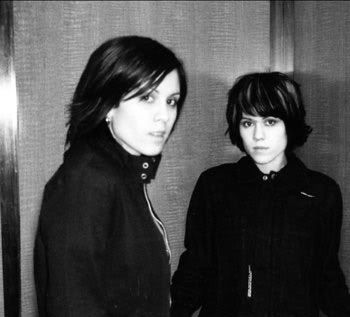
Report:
123,69,168,101
237,79,288,119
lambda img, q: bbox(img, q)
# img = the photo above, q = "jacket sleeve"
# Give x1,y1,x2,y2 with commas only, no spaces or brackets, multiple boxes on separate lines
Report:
319,181,350,316
34,168,113,317
170,173,217,317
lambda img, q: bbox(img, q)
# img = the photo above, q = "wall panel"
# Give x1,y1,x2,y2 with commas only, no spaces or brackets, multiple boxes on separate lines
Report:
13,1,270,315
294,0,350,293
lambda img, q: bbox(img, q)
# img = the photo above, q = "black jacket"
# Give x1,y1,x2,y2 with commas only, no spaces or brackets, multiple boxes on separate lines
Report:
34,125,171,317
171,154,350,317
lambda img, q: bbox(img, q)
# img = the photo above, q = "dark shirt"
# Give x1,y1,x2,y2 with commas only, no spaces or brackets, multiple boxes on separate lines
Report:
34,125,171,317
171,154,350,317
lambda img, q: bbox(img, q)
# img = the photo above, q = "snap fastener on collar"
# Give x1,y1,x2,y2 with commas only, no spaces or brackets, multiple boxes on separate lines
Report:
142,162,149,169
262,175,268,181
141,173,147,180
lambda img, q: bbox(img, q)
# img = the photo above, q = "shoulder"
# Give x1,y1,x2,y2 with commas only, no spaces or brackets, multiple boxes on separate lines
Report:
287,154,341,197
199,162,238,182
298,164,343,212
301,167,344,228
39,143,118,230
192,162,241,194
44,141,120,200
305,167,341,195
60,141,121,183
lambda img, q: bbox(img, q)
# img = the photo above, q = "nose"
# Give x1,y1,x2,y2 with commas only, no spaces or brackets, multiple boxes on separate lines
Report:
253,122,265,140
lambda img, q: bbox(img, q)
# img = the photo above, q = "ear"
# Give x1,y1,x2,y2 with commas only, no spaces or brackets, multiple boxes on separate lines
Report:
106,108,115,122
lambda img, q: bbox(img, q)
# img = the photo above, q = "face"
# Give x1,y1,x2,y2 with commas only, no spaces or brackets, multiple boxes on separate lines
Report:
239,113,288,174
106,69,180,156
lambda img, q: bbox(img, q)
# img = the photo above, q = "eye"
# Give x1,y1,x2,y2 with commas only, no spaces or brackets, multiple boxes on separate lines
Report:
265,118,279,126
167,98,179,108
140,93,155,103
240,120,253,128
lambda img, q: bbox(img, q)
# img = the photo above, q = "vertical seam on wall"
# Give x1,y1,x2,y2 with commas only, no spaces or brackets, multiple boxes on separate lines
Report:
0,1,21,316
270,0,295,75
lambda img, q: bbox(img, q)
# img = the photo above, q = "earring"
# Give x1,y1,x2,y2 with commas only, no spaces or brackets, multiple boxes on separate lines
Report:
105,116,111,123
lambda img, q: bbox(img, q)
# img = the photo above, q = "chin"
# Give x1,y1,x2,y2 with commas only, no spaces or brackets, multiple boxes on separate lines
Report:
249,153,268,161
250,156,274,166
140,147,164,156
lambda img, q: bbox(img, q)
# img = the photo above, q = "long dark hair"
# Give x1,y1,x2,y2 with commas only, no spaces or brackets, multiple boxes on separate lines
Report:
66,36,187,146
226,71,312,152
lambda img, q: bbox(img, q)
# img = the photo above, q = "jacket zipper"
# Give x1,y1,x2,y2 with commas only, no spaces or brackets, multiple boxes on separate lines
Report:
248,264,253,298
143,184,171,261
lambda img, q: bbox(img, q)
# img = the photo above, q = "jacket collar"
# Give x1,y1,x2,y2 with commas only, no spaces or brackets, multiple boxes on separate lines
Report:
84,124,161,184
236,153,311,194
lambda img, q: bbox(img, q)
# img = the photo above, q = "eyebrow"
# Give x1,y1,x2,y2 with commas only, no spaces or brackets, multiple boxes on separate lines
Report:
241,115,254,120
241,115,278,120
152,89,181,96
240,116,271,123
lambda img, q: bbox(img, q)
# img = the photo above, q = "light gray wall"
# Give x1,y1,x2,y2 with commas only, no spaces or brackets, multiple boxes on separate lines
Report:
13,1,270,315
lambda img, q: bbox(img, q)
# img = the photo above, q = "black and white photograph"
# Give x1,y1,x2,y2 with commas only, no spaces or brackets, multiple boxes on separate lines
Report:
0,1,349,316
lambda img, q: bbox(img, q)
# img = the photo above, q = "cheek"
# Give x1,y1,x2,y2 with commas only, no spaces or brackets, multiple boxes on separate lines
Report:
281,128,288,144
239,128,250,145
283,132,288,146
110,112,136,137
169,108,178,126
275,129,288,149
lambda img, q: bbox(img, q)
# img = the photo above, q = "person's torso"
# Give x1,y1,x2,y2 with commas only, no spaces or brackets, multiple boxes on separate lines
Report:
42,137,171,317
198,157,328,317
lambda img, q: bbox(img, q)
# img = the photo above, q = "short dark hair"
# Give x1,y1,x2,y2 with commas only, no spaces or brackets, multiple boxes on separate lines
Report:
66,36,187,146
226,71,312,152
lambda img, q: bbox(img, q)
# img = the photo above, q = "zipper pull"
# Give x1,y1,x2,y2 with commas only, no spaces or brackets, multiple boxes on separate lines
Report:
247,264,252,298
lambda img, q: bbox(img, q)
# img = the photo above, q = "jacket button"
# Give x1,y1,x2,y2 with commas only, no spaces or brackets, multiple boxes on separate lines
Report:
262,175,268,181
141,173,147,180
142,162,149,169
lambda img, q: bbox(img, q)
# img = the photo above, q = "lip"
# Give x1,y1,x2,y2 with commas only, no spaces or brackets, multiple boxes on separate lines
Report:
253,146,269,150
149,131,166,138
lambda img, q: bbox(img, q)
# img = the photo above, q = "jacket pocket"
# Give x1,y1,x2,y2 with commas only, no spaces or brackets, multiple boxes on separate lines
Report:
278,192,318,311
284,192,317,235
